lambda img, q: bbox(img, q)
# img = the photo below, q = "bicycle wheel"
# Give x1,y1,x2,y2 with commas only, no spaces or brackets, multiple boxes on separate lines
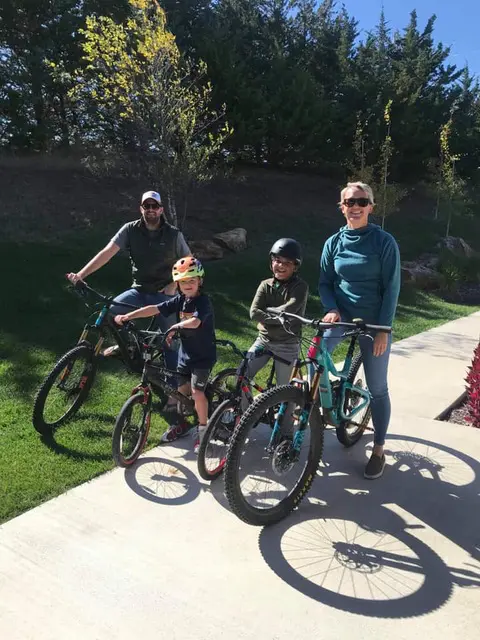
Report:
206,367,238,412
112,391,152,467
32,344,97,436
224,384,324,526
336,354,371,447
197,398,241,481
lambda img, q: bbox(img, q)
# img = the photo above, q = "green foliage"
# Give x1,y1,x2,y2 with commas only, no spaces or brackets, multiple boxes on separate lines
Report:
69,0,232,226
437,250,480,289
0,0,131,150
1,0,480,196
348,102,407,228
438,115,469,236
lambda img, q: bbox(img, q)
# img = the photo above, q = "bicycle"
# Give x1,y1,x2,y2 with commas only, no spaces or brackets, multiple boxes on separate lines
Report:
112,326,238,467
224,309,391,526
197,340,293,481
32,279,148,436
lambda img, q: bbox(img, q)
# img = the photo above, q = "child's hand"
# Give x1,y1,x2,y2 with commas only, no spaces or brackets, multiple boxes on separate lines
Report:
114,314,127,326
165,329,177,347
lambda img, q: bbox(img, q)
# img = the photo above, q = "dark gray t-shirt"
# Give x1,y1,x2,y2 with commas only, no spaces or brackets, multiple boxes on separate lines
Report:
112,223,190,256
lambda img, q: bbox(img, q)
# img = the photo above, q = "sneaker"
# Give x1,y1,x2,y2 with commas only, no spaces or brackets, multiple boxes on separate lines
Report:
193,425,207,455
160,421,192,443
364,453,386,479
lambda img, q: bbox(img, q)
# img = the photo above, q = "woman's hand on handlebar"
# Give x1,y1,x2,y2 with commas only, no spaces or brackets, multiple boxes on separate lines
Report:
322,309,341,323
114,314,129,326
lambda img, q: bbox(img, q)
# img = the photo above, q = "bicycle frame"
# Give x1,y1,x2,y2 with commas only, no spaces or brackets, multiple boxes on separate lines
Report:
268,333,369,454
236,351,283,403
307,332,370,425
71,281,145,372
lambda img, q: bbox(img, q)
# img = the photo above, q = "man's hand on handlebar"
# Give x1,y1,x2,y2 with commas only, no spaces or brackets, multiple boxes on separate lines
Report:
66,272,85,285
114,314,129,326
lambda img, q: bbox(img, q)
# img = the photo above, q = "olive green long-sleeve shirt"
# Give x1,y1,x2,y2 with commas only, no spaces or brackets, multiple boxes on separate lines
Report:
250,275,309,344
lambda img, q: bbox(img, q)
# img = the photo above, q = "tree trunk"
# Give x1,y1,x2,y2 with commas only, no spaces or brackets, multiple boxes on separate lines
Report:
434,185,440,220
58,93,70,149
165,191,178,226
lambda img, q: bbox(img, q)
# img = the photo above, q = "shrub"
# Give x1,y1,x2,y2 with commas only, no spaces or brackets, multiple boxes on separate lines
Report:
437,250,480,288
465,342,480,428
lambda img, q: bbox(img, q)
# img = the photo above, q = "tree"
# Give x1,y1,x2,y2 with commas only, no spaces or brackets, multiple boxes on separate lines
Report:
438,115,467,237
348,101,406,228
0,0,130,150
70,0,231,226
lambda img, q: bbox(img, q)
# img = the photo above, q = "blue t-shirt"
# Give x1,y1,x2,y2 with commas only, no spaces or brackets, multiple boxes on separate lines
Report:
318,223,401,327
157,293,217,368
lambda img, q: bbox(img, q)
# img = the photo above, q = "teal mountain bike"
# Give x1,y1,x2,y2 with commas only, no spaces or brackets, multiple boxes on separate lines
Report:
224,309,392,526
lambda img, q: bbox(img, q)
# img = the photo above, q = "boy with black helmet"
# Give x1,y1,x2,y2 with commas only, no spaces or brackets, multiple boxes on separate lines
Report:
243,238,309,395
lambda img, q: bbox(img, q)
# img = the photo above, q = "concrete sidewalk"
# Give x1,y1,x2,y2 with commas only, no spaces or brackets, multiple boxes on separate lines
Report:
388,311,480,419
1,313,480,639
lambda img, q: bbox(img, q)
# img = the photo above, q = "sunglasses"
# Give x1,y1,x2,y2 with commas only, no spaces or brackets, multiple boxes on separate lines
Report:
142,202,162,210
343,198,371,208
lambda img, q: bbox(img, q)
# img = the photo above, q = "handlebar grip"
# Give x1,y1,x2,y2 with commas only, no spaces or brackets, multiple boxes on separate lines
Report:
74,280,88,293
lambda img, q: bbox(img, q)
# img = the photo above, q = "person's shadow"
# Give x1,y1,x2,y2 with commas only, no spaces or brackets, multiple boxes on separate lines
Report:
258,431,480,619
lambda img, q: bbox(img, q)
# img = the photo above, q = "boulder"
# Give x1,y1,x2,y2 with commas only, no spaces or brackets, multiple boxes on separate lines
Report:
189,240,224,262
436,236,477,258
213,228,247,252
401,263,444,290
416,252,440,270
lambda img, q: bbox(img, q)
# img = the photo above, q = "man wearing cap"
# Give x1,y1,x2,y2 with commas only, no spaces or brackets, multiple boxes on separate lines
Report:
67,190,190,365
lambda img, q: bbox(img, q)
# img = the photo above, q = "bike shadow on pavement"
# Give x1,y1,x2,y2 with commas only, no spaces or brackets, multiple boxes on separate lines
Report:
123,448,206,506
258,429,480,619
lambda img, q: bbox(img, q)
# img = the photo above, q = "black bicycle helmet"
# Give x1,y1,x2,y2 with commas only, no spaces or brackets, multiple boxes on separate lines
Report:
269,238,303,265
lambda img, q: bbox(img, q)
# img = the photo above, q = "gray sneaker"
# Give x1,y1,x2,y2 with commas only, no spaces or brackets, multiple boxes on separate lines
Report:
364,453,385,479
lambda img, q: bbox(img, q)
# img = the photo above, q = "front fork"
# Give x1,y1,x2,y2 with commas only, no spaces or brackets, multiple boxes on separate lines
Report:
77,327,105,356
267,364,321,456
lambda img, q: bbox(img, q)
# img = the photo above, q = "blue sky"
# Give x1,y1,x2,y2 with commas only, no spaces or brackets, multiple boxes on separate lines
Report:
340,0,480,77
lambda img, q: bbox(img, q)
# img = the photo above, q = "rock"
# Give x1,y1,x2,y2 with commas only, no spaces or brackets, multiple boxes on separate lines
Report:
416,252,440,270
213,228,247,252
401,264,444,290
437,236,477,258
189,240,224,262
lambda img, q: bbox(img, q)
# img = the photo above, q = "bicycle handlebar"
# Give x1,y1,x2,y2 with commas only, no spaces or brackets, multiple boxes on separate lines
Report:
67,277,138,310
215,338,246,359
265,308,392,333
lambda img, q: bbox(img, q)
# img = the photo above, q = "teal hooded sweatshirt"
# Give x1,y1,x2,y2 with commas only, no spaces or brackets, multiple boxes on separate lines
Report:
318,223,401,327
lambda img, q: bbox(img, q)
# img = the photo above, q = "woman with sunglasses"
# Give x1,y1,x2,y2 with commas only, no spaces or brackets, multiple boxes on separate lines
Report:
319,181,401,480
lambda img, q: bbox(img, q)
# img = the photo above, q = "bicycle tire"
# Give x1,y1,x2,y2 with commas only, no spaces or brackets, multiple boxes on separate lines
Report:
112,391,151,467
197,397,240,481
336,353,371,447
32,344,97,436
224,384,324,526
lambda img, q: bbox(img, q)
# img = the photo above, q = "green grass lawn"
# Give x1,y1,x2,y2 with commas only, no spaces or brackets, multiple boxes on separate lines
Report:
0,238,478,524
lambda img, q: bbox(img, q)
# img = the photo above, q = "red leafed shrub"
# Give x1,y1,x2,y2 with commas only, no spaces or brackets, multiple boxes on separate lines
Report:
465,342,480,428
